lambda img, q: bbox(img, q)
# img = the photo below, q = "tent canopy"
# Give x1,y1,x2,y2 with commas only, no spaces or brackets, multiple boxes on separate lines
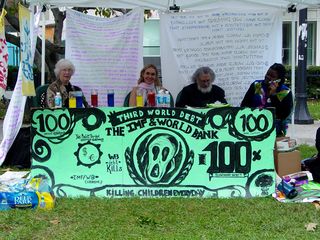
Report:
27,0,320,9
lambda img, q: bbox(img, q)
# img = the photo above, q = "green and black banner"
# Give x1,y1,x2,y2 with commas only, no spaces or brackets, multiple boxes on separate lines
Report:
30,107,276,198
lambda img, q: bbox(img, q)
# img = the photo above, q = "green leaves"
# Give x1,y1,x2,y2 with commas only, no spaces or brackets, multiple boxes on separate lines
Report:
137,215,161,228
94,8,112,18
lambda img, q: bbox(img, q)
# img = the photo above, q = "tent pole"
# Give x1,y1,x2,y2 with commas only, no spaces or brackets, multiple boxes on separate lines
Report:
41,6,46,86
0,0,6,10
291,10,296,127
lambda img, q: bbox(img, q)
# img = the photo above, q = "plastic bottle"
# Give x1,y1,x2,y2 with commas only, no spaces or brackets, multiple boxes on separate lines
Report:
40,195,45,208
277,180,298,199
0,197,10,210
54,92,62,108
156,91,163,107
163,91,170,107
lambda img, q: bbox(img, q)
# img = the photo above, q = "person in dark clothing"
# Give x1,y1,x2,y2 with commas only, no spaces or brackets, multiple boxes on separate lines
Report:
316,127,320,158
241,63,293,137
301,127,320,182
175,66,227,108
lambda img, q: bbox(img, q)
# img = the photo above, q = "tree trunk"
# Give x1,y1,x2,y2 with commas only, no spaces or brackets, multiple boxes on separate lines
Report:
51,8,65,45
5,9,65,82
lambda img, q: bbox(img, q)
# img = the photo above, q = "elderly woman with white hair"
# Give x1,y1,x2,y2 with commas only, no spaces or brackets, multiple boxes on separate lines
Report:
46,59,89,108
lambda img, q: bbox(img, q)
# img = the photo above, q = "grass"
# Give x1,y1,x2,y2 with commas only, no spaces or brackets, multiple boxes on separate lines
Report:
308,99,320,121
0,100,7,119
299,144,318,159
0,143,319,239
0,101,320,239
0,197,320,239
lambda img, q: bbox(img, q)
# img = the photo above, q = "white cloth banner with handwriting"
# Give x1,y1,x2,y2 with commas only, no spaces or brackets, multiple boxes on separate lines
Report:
65,8,144,107
0,9,40,166
160,1,282,106
0,9,8,96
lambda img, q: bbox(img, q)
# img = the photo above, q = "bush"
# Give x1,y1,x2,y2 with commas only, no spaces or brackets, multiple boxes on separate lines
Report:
285,65,320,99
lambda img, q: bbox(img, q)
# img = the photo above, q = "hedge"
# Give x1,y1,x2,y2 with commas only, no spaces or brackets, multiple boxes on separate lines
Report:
285,65,320,99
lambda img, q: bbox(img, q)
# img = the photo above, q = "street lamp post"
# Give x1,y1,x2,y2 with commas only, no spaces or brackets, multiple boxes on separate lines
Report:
294,8,313,124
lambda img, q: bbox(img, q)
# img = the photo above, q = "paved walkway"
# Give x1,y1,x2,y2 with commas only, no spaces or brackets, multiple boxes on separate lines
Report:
287,121,320,146
0,120,318,146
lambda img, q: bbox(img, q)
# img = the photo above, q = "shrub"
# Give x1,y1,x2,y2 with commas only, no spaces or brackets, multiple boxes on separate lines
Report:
285,65,320,99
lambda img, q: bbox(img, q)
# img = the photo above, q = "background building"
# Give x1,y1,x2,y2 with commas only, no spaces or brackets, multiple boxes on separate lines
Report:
282,7,320,66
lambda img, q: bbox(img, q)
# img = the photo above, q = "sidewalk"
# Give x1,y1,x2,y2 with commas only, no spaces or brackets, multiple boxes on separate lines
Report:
287,121,320,146
0,120,318,146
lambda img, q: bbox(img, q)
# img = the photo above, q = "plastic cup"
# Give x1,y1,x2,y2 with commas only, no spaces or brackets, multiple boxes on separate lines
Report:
69,92,76,108
75,91,83,108
147,90,156,107
91,89,98,107
107,89,115,107
136,88,144,107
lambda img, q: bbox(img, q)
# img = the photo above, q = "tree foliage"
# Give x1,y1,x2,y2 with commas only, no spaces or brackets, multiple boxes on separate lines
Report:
5,2,65,81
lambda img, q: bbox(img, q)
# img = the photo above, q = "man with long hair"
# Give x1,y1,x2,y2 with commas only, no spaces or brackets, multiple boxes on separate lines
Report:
175,66,227,108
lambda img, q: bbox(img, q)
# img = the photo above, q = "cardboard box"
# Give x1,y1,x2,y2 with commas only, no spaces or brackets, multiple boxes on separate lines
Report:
276,138,297,151
274,150,301,177
276,137,290,142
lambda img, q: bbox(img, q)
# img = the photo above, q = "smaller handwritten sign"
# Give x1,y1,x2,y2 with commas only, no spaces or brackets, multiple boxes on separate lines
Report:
0,9,8,96
19,4,35,96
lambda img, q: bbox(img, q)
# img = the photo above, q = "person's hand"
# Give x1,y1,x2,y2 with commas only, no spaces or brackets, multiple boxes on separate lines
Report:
268,81,279,96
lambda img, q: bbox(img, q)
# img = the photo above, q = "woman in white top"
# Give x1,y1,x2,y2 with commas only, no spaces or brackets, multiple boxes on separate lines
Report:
129,64,162,107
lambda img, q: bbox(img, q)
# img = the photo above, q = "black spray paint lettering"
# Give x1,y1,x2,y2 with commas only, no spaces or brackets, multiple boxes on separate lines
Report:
105,127,125,136
70,174,99,180
191,129,218,139
203,141,251,179
126,119,148,132
106,159,122,174
106,189,135,197
137,189,206,197
155,119,192,134
108,154,119,160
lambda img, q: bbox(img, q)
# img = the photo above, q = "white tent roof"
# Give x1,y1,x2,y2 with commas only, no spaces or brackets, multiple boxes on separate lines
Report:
27,0,320,9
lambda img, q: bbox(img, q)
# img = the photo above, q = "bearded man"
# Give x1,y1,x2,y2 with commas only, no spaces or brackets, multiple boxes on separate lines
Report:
175,66,227,108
